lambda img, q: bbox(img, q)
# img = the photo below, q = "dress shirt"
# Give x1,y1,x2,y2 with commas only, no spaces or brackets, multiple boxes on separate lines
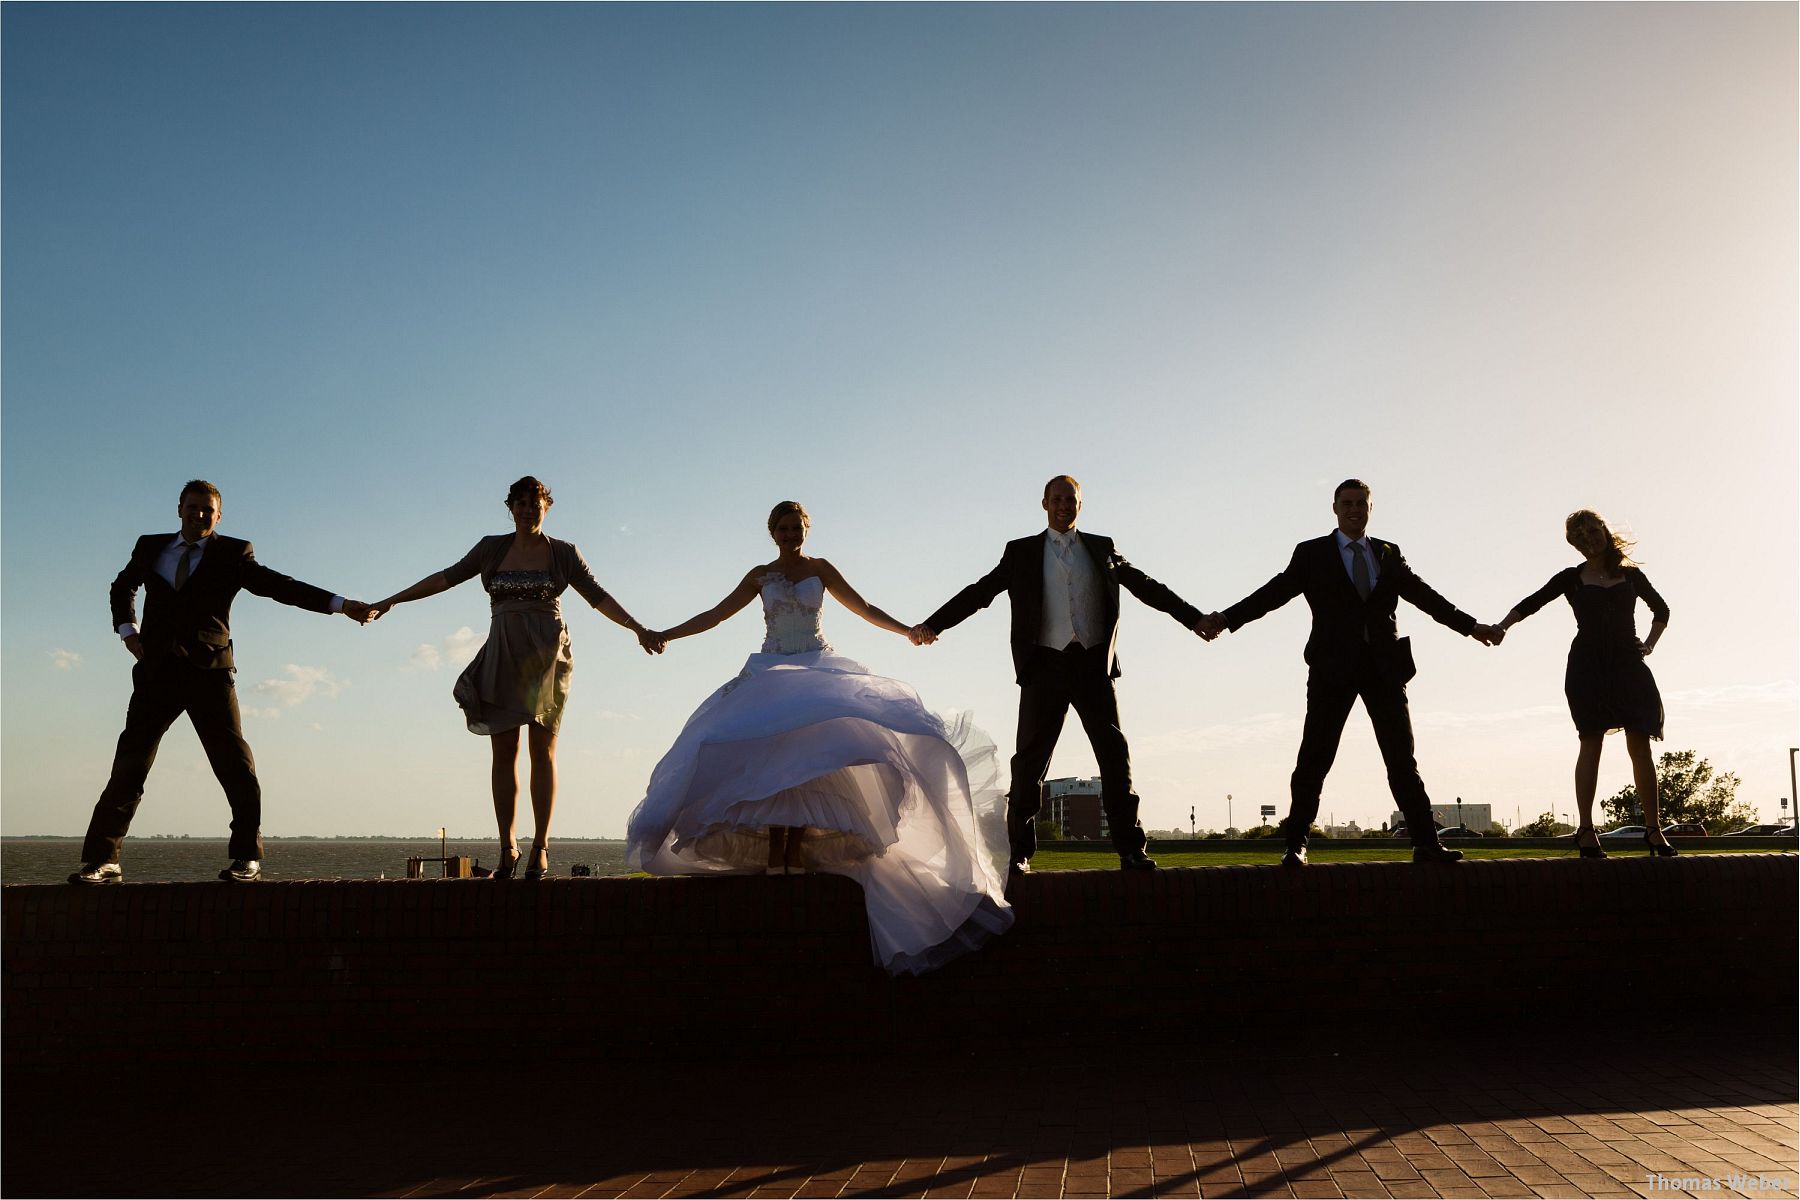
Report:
1039,528,1103,649
118,533,343,639
1333,529,1381,595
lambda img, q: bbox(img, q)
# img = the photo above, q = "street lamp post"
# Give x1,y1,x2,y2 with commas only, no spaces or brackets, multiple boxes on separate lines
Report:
1227,794,1233,837
1789,748,1797,823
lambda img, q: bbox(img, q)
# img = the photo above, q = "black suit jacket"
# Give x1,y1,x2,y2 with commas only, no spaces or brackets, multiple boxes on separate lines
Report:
1221,533,1475,683
110,533,336,671
925,531,1201,685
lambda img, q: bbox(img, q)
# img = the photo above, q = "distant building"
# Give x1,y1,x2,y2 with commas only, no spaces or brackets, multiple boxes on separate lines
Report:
1324,820,1368,839
1389,802,1493,833
1042,777,1108,840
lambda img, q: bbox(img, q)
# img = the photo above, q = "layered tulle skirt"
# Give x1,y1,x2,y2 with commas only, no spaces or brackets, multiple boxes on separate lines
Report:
625,649,1013,975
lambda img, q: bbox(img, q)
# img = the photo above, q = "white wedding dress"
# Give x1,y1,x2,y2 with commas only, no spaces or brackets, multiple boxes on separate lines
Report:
625,571,1014,975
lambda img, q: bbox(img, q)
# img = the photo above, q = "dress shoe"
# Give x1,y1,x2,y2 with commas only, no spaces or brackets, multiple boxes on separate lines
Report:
1007,859,1032,877
1411,844,1464,864
1281,846,1308,868
218,859,261,882
68,862,123,885
1119,851,1157,871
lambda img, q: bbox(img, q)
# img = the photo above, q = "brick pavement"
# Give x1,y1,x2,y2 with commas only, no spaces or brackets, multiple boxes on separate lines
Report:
6,1033,1794,1198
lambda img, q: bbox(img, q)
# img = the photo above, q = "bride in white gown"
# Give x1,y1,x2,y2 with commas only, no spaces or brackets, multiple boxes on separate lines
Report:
625,501,1014,975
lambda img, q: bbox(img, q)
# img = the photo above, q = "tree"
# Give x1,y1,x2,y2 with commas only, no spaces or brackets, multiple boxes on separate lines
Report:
1035,818,1063,841
1517,812,1574,837
1602,750,1754,835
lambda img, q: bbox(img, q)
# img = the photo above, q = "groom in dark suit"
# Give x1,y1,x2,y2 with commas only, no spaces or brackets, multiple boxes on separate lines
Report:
1200,479,1500,866
69,480,373,885
916,475,1205,876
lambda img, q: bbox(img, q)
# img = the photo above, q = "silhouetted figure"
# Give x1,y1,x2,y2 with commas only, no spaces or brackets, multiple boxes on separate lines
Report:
1495,509,1673,858
916,475,1206,878
370,476,658,880
1200,479,1501,868
70,480,374,885
626,501,1012,975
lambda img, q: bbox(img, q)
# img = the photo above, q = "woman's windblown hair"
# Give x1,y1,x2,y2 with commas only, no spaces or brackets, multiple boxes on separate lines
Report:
1565,509,1636,575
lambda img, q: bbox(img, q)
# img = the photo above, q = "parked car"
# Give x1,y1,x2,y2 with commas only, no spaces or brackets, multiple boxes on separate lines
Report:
1725,824,1789,836
1599,825,1647,840
1662,823,1707,838
1776,826,1798,837
1438,826,1481,838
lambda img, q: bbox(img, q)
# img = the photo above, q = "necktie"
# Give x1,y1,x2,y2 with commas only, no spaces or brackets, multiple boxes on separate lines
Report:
1349,541,1371,600
175,542,198,589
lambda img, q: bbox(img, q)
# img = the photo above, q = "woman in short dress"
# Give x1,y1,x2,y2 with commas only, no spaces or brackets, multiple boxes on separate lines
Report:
625,501,1012,975
373,476,659,878
1496,510,1673,857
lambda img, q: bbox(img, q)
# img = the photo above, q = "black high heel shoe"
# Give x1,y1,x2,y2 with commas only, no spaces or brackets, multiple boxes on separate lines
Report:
492,845,521,880
1644,833,1678,857
523,841,550,879
1576,828,1607,859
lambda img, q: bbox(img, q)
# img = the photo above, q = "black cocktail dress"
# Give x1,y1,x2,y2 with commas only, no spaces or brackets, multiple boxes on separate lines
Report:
1511,566,1669,737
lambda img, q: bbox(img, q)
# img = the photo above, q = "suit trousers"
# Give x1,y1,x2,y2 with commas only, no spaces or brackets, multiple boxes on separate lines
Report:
1287,642,1437,848
1007,643,1146,861
82,656,263,864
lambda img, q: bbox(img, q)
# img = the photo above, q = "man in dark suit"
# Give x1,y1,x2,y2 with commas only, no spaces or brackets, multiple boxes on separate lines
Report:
68,480,373,885
1199,479,1501,866
915,475,1205,876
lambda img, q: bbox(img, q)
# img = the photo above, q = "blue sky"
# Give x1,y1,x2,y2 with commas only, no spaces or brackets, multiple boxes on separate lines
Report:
4,4,1794,839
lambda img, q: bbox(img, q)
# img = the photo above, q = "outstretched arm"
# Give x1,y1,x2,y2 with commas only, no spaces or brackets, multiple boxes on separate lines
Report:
917,551,1011,642
1391,549,1482,640
1216,545,1307,635
371,572,453,617
1495,568,1573,638
655,569,763,644
1110,548,1205,635
561,546,661,653
818,560,913,638
588,592,662,654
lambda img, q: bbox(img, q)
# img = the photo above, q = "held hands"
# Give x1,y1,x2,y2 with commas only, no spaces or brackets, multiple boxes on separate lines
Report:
1194,613,1227,641
341,600,380,625
908,624,938,646
637,628,668,655
1471,623,1505,647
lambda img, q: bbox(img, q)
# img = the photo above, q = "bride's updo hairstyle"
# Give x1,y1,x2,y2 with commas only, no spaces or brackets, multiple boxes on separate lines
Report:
506,476,554,509
768,500,810,538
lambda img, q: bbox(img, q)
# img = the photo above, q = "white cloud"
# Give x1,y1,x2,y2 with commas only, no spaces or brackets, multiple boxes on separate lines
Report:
50,649,82,671
409,627,481,671
241,706,283,720
254,664,346,708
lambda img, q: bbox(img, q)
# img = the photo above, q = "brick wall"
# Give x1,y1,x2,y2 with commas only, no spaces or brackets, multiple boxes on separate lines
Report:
5,854,1793,1071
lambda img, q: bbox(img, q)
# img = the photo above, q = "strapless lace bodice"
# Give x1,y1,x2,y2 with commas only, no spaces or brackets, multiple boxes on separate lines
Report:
761,573,830,654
